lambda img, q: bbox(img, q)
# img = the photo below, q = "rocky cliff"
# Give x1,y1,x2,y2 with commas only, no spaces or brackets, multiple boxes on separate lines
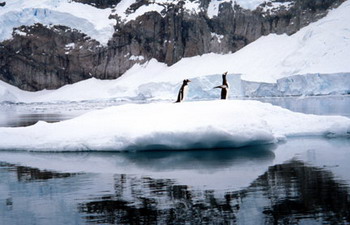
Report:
0,0,345,91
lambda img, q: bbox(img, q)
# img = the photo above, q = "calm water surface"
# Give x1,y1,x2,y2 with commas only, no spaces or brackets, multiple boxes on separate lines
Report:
0,96,350,224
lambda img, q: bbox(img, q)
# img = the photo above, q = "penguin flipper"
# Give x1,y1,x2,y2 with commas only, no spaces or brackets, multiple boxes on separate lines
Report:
175,89,184,102
214,85,228,89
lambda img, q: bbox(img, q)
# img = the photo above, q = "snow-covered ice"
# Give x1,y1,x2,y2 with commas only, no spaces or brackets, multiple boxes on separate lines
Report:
0,100,349,151
1,72,349,103
242,73,350,97
0,0,115,45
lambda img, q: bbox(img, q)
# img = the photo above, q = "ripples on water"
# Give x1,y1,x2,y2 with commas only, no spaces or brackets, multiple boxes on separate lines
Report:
1,155,350,225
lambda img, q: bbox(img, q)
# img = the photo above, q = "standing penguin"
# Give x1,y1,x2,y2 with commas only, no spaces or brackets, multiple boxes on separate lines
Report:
214,72,229,99
175,79,191,103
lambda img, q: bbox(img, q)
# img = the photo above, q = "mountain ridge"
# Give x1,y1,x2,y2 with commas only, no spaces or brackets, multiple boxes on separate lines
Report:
0,0,345,91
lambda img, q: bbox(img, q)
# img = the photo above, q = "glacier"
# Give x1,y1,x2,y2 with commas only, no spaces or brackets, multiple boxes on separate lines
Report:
0,100,349,151
242,73,350,97
136,72,350,100
1,72,349,103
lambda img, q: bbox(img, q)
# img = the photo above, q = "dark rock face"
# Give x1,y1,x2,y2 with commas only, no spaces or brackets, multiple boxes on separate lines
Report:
0,24,102,90
0,0,345,91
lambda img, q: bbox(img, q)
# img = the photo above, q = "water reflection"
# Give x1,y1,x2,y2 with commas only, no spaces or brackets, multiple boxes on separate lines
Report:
0,113,72,127
78,160,350,224
253,95,350,117
0,163,84,225
253,160,350,224
113,144,276,171
79,176,239,224
0,156,350,224
1,144,350,224
0,162,74,182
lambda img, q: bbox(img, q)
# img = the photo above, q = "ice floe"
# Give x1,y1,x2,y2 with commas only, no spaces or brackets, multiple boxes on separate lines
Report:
0,100,349,151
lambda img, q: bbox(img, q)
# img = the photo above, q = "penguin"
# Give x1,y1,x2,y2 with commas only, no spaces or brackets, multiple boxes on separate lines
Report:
214,72,229,100
175,79,191,103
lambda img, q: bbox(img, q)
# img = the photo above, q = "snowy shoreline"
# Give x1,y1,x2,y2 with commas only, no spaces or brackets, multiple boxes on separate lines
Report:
1,72,349,103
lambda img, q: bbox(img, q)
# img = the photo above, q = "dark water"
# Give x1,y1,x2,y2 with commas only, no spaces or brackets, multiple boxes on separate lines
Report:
1,138,350,224
0,100,122,127
253,95,350,117
0,96,350,224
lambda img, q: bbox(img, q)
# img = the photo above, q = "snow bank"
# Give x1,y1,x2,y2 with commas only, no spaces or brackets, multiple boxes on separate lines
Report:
0,101,349,151
133,72,350,99
1,72,349,103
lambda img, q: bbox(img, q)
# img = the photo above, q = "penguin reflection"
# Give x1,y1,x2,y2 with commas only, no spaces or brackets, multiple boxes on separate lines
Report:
175,79,191,103
214,72,229,100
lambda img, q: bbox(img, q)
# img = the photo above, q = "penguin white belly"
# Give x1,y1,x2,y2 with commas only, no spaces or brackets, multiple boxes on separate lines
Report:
182,85,188,101
224,87,229,99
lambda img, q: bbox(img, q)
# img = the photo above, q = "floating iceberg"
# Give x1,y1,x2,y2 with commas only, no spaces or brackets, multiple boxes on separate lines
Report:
0,100,349,151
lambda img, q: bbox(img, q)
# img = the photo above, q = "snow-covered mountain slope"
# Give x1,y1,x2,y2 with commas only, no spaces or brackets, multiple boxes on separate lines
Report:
0,0,115,45
118,0,350,84
0,0,349,102
0,0,273,44
0,0,343,91
0,100,349,151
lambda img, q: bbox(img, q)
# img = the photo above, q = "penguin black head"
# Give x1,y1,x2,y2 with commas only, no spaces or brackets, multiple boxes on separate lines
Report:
183,79,191,85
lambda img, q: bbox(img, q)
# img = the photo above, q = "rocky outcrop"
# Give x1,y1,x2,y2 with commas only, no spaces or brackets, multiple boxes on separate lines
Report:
0,0,345,91
0,24,102,90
